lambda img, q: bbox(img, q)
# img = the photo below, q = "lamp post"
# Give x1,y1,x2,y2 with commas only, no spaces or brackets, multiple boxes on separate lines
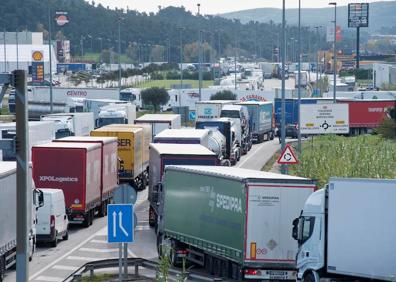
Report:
314,26,322,92
48,8,54,113
329,2,337,103
281,0,286,174
117,17,123,90
179,27,185,105
198,30,203,101
98,37,103,64
297,0,302,155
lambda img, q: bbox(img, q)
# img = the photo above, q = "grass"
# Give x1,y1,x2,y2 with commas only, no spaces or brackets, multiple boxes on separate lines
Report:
79,52,133,64
288,135,396,188
135,79,213,89
81,274,114,282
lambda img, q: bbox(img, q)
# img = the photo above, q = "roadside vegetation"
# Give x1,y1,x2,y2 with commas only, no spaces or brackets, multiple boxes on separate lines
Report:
137,79,213,89
289,135,396,188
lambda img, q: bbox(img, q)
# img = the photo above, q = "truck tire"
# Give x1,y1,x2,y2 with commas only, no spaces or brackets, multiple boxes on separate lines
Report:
302,271,317,282
62,230,69,241
51,236,58,248
83,213,91,228
0,255,5,282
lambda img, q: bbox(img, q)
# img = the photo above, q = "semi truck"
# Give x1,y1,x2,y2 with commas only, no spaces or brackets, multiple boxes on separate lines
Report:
83,99,129,122
41,112,95,139
90,126,146,190
96,103,136,128
157,166,316,280
148,144,218,228
32,142,112,227
154,129,210,147
53,136,118,216
196,100,236,121
237,101,274,143
0,162,43,281
220,104,252,154
196,118,241,165
0,121,55,161
135,114,181,139
293,178,396,282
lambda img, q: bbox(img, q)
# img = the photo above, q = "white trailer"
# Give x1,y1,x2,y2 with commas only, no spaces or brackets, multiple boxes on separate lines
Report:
196,100,236,121
41,112,94,138
97,103,136,128
0,162,43,280
294,178,396,282
154,128,209,147
0,121,55,161
135,114,181,139
83,98,128,121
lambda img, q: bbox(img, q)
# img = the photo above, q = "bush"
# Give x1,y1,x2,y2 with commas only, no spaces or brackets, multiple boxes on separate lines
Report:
210,90,237,100
141,87,170,112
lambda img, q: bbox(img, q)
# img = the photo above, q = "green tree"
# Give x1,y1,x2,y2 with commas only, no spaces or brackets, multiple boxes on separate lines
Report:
210,90,237,100
141,87,170,112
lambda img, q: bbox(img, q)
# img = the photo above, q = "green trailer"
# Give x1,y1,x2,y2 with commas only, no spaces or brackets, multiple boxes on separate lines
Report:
158,165,316,280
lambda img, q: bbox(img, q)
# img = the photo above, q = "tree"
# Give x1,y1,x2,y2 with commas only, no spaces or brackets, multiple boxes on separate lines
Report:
141,87,170,112
376,107,396,139
210,90,237,100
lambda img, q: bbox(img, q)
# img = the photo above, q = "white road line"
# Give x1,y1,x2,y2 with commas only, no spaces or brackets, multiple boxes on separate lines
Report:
236,143,264,168
34,276,64,282
135,226,151,231
51,265,79,271
79,247,118,253
90,239,108,244
66,255,105,262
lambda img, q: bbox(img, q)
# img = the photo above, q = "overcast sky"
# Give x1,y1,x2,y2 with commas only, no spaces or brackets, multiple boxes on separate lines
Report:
93,0,391,14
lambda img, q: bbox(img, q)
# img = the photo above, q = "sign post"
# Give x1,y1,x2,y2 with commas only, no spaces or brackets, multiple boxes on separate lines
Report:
31,50,44,86
277,144,299,174
348,3,369,70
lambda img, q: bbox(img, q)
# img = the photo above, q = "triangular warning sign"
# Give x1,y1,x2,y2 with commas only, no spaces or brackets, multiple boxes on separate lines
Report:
277,144,299,165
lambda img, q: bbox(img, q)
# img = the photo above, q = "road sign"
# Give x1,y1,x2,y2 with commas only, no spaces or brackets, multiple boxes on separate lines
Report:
113,184,137,204
189,111,196,121
277,144,299,165
108,204,134,243
348,3,369,28
300,103,349,135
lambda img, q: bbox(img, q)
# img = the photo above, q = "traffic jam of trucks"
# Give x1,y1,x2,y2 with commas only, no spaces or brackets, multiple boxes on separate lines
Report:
1,93,395,281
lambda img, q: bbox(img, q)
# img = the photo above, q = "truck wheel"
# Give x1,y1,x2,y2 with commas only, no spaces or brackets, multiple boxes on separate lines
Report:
51,236,58,248
89,210,94,225
149,207,156,227
83,213,90,228
62,230,69,241
302,271,317,282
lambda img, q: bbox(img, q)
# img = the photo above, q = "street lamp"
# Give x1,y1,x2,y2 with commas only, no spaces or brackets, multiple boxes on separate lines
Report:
98,37,103,64
281,0,286,174
297,0,302,155
314,26,322,90
178,27,185,105
329,2,337,103
80,35,84,58
117,17,124,91
198,29,203,101
197,3,201,15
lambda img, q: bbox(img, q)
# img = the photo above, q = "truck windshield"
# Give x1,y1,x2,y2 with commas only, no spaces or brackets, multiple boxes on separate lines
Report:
221,110,240,119
120,92,136,102
97,118,126,127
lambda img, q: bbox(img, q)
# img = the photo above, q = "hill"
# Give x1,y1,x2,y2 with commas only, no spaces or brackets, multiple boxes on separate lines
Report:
221,1,396,33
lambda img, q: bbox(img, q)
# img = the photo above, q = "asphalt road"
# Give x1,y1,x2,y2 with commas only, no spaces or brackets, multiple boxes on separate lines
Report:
4,139,282,282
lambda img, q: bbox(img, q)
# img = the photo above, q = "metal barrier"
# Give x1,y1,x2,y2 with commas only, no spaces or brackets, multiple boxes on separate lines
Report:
63,257,221,282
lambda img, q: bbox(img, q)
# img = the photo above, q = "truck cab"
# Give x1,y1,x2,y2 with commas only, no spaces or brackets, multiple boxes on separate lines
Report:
97,104,136,128
292,189,326,282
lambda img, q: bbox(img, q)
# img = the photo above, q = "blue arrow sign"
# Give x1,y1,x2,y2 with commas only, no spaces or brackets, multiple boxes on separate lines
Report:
107,204,134,243
189,111,196,121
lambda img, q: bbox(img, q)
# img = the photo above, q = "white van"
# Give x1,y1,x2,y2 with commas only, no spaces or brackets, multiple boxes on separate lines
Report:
36,189,69,247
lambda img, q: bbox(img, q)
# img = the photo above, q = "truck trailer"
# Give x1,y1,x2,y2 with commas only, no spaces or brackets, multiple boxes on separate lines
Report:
196,100,236,121
53,136,118,216
96,103,136,128
158,166,316,280
148,144,218,228
32,142,104,227
90,126,146,190
135,114,181,139
237,101,274,143
154,129,210,147
293,178,396,282
0,162,43,281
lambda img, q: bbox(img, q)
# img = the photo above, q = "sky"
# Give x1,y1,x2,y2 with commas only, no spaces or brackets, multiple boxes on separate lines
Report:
93,0,392,14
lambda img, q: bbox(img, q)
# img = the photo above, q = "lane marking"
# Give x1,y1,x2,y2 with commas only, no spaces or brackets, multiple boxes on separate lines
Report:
79,247,118,253
90,239,108,244
135,226,151,231
51,265,79,271
66,256,106,262
34,276,63,282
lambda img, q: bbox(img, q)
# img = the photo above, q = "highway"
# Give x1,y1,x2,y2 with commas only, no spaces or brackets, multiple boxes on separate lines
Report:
4,140,282,282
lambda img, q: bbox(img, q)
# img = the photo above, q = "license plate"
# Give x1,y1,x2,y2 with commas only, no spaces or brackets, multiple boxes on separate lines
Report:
268,270,296,280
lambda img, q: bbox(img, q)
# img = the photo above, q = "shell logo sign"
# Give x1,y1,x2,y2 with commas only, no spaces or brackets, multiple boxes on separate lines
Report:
32,51,44,62
56,14,69,26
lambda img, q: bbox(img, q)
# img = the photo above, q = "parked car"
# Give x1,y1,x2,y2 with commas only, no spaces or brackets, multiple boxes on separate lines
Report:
36,189,69,247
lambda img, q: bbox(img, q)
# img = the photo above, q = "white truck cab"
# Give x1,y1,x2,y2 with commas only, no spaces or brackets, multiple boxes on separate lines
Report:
97,103,136,128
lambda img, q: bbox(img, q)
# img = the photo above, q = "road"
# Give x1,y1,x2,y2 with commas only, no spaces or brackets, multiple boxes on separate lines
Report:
4,140,282,281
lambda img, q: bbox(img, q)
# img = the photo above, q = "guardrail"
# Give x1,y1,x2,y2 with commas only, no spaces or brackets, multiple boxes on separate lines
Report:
63,257,222,282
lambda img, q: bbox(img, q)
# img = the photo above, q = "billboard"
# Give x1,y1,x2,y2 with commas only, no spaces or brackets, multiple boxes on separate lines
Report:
348,3,369,28
300,104,349,134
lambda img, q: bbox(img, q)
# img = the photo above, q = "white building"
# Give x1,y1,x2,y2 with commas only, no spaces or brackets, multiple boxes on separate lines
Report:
373,63,396,88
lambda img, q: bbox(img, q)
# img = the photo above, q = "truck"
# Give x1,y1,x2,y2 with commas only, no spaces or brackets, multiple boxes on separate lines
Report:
0,121,56,161
96,103,137,128
260,62,275,79
293,178,396,282
83,99,129,122
135,114,181,140
90,126,146,190
53,136,118,216
32,142,106,227
0,162,43,281
157,166,316,280
220,104,252,154
154,129,209,147
294,71,308,87
196,118,241,165
236,101,274,143
148,144,218,228
41,112,95,139
195,100,236,121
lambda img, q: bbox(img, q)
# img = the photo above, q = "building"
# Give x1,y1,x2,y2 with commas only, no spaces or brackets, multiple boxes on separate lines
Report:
373,63,396,88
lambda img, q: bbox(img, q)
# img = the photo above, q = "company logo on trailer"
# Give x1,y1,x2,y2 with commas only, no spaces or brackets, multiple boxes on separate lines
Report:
240,94,267,102
39,176,78,183
66,90,88,97
203,186,242,213
187,92,200,98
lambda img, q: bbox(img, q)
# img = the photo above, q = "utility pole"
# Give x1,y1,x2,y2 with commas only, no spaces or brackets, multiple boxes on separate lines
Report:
234,36,237,91
281,0,286,174
3,30,7,72
198,30,203,101
179,27,184,107
314,26,322,96
16,31,19,69
356,26,360,69
48,8,54,113
329,2,337,103
297,0,302,155
117,17,123,90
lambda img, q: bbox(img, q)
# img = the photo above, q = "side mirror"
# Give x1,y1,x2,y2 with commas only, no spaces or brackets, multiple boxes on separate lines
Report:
292,217,300,241
34,189,44,208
